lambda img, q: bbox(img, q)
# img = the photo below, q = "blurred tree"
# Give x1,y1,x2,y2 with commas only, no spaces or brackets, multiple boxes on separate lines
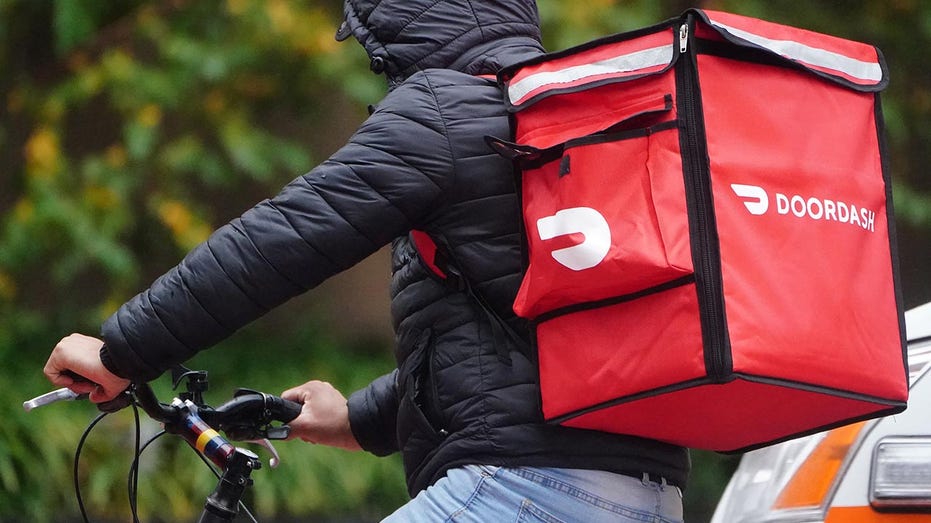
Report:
0,0,381,336
0,0,393,519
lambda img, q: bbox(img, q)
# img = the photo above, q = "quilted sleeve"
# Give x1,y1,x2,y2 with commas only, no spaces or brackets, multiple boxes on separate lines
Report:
347,369,400,455
100,76,456,381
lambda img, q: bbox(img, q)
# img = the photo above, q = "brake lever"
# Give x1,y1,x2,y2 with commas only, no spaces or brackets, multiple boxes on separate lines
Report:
248,439,283,468
265,425,291,440
23,388,87,411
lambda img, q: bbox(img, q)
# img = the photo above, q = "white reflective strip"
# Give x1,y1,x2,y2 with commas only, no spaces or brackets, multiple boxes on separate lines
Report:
508,44,674,106
710,21,882,83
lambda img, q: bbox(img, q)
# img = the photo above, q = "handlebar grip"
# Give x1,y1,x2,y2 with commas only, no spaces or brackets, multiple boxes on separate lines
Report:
267,395,302,423
204,391,303,439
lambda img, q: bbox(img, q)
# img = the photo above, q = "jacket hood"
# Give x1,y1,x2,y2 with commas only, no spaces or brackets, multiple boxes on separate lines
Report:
339,0,543,85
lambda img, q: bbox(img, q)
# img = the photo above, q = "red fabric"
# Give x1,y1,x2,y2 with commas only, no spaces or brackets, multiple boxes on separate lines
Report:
506,10,904,451
516,87,674,150
410,230,445,280
513,46,678,150
508,29,675,109
699,54,906,401
537,284,704,420
514,121,691,318
700,10,883,87
561,378,897,451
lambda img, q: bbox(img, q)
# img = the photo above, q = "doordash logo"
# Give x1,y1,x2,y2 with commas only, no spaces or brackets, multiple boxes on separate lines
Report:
730,183,876,233
536,207,611,271
730,184,769,215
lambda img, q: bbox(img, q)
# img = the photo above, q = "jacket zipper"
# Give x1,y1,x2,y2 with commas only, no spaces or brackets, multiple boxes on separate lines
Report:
427,345,448,437
418,329,448,436
676,20,732,381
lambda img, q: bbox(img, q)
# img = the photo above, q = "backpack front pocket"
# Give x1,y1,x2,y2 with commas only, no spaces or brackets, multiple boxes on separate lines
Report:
513,120,692,319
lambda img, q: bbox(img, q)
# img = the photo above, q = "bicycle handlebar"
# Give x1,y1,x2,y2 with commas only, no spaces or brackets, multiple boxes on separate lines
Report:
24,370,304,522
133,381,303,520
128,382,302,468
25,381,302,467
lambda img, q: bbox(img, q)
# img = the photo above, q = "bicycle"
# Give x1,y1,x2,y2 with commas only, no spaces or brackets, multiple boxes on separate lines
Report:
23,366,302,523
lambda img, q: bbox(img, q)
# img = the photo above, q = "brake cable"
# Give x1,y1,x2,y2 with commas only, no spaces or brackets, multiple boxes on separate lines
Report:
70,386,260,523
74,411,108,523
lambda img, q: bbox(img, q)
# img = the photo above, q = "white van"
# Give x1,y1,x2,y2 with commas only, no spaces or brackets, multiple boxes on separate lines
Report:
711,302,931,522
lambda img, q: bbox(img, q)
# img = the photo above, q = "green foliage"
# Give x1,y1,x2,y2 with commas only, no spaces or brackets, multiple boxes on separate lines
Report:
0,0,376,331
0,0,392,520
4,324,405,522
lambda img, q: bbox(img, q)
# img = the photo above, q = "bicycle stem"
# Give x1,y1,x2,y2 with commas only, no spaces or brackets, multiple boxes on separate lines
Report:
197,448,262,523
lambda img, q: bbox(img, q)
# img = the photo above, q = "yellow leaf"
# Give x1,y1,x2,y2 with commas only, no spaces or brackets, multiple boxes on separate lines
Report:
293,9,341,54
157,200,212,250
137,104,162,128
158,200,191,231
24,127,61,178
266,0,295,33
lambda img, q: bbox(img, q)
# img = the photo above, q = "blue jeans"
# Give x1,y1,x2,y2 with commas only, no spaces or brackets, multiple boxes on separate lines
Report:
382,466,684,522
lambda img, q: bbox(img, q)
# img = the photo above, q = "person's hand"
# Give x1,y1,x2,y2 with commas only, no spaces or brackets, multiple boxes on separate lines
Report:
44,333,131,403
281,380,361,451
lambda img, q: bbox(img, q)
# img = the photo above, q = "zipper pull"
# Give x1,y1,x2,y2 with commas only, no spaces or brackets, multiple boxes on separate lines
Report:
679,23,689,53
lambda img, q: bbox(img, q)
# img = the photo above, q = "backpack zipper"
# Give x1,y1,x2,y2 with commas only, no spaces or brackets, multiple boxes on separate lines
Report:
679,23,689,53
676,20,732,381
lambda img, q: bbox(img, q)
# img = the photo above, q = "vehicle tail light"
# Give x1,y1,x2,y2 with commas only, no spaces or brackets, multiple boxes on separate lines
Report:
773,422,866,510
710,422,867,523
870,437,931,509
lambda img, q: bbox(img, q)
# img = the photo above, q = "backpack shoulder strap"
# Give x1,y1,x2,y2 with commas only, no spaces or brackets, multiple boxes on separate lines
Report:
409,229,450,282
408,230,530,363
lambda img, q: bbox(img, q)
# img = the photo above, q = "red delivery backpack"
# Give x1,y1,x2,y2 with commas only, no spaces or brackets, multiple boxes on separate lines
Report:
488,8,908,452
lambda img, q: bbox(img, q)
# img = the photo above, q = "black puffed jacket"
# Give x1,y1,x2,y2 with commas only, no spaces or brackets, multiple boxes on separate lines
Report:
100,0,690,496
